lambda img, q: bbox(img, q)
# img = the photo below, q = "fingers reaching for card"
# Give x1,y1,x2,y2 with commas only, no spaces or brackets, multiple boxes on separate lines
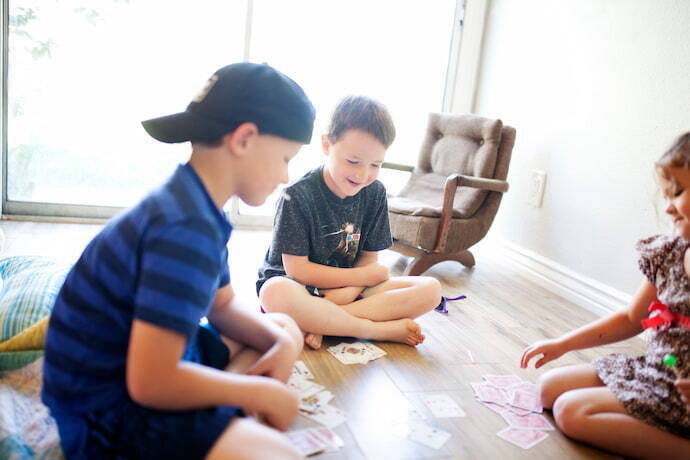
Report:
520,339,566,369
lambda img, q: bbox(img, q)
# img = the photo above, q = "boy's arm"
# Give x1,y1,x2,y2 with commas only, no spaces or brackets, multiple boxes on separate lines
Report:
126,319,298,429
206,284,298,382
320,250,381,304
282,251,388,289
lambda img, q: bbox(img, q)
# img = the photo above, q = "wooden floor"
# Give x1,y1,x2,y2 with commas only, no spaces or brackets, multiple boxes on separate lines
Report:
1,221,644,459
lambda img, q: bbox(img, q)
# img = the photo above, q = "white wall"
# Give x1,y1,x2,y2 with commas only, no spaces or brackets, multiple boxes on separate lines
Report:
463,0,690,297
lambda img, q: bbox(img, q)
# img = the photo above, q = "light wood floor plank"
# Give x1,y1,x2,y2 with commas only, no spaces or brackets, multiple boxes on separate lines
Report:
1,222,643,459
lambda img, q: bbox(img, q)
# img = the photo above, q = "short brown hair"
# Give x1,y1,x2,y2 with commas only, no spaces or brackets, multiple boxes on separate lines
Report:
327,95,396,148
656,132,690,194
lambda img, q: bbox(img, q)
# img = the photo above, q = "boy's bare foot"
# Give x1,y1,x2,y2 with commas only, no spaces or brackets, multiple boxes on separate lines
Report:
375,318,425,346
304,333,323,350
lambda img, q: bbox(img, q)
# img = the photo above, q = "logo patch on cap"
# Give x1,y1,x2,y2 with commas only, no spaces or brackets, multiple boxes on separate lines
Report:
192,74,219,103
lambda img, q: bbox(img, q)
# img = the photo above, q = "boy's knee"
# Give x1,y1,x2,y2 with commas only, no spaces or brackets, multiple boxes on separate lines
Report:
259,277,299,313
266,312,303,350
415,276,442,306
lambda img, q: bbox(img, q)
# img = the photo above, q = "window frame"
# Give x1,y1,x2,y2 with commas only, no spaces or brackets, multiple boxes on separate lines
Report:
1,0,468,225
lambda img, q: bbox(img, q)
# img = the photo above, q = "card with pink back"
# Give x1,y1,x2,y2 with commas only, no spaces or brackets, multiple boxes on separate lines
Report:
471,382,509,404
509,389,543,413
497,427,549,449
501,412,554,431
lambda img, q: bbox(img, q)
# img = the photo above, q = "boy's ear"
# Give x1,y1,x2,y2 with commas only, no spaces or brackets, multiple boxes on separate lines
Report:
225,122,259,155
321,134,331,155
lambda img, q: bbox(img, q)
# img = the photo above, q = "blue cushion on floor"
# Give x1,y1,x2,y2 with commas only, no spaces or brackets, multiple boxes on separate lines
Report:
0,256,70,370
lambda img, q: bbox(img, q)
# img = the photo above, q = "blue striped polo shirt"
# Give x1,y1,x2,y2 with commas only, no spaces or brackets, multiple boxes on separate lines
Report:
42,163,232,413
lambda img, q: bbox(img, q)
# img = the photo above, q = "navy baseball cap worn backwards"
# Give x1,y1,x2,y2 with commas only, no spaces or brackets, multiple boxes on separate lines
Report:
142,62,315,144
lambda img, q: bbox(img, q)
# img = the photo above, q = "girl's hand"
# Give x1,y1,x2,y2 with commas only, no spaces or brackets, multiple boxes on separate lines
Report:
246,332,299,384
675,378,690,413
520,338,568,369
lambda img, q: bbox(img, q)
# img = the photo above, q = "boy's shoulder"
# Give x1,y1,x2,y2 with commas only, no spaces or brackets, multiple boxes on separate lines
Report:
284,167,322,196
122,165,230,242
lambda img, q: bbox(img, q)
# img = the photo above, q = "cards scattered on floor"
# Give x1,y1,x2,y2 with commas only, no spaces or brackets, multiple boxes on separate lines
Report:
394,420,452,450
327,342,387,365
287,427,344,457
421,393,466,418
471,374,551,449
288,361,347,432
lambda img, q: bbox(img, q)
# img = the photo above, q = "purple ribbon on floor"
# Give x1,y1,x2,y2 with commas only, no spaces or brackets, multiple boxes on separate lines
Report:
435,295,466,314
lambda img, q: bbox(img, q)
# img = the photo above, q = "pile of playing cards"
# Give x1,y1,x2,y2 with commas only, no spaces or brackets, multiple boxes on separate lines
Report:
288,361,347,432
392,392,466,450
327,342,386,365
470,374,554,449
287,427,344,457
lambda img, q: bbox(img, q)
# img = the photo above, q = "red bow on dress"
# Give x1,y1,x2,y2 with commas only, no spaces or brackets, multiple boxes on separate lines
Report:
641,301,690,331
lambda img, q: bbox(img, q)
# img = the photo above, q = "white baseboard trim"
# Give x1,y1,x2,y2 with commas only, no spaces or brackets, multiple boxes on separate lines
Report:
492,239,631,317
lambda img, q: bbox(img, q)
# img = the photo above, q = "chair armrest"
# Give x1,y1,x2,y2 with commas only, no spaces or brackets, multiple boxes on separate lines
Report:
433,174,509,253
382,162,414,173
447,174,509,193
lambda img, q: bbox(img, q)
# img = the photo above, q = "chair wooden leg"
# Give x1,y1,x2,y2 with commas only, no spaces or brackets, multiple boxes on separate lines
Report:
454,249,475,268
404,250,476,275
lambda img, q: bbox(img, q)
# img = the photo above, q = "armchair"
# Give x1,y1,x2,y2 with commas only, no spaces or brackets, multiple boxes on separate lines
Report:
385,113,515,275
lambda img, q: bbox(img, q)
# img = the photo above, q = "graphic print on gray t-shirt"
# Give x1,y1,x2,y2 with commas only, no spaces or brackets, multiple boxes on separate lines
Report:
256,166,392,294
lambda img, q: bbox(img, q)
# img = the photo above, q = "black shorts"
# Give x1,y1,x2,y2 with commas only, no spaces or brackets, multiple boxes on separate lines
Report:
52,325,243,459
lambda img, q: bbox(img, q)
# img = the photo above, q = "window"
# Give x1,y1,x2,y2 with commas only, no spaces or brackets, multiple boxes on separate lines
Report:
3,0,463,222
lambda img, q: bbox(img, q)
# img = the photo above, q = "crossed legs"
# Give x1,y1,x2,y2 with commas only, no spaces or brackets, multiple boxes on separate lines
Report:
539,364,690,459
259,275,441,349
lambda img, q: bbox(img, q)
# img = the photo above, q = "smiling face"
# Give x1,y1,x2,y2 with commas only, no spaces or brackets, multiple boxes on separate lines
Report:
660,166,690,240
321,129,387,199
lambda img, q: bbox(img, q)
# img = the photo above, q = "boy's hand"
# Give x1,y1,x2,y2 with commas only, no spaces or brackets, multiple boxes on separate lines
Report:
322,286,365,305
675,378,690,413
363,263,389,286
520,338,568,369
246,332,299,384
245,379,299,430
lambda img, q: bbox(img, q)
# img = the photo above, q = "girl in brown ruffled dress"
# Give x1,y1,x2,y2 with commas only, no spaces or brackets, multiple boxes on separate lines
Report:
521,133,690,459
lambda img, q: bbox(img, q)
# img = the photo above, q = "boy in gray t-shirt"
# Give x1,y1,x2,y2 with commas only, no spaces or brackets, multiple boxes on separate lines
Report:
258,95,441,349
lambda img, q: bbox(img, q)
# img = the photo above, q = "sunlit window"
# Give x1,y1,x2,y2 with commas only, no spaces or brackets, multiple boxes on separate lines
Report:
5,0,460,221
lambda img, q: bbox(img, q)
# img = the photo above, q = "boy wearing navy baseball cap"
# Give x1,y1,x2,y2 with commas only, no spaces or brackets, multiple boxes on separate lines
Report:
43,62,315,459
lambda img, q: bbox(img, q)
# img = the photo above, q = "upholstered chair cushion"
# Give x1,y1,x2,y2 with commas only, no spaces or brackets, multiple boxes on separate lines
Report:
389,114,503,218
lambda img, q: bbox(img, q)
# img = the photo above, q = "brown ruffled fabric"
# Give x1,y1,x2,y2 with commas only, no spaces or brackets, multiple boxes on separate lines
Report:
593,234,690,439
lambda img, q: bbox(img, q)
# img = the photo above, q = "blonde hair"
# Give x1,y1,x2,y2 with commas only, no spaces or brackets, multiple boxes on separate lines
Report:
656,132,690,195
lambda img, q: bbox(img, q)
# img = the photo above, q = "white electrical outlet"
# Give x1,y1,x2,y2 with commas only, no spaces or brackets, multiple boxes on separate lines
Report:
529,170,547,207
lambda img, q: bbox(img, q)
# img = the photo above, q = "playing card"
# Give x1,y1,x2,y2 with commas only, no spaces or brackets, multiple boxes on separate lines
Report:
505,381,539,397
360,343,386,361
291,360,314,380
482,374,524,388
327,343,367,364
504,404,533,416
496,427,549,449
482,401,509,414
406,421,452,450
288,375,325,399
287,429,328,456
421,393,466,418
327,342,387,365
509,389,543,413
471,382,509,404
310,427,344,452
501,412,554,431
300,403,347,428
299,390,334,413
